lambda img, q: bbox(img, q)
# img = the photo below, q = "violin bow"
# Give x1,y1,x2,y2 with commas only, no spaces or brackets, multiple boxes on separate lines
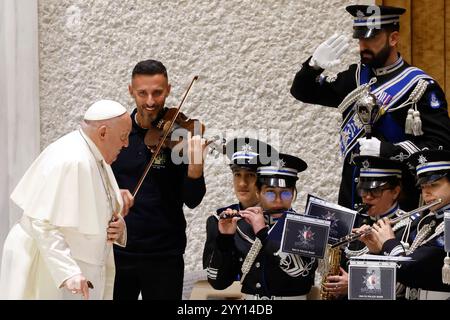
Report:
132,76,199,197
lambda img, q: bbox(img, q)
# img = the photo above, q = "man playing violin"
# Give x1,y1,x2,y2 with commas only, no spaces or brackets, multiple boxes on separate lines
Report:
204,148,318,300
111,59,206,300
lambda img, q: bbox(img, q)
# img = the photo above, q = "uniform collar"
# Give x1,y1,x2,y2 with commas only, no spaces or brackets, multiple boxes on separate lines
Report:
370,202,399,221
372,55,404,76
79,128,106,163
434,203,450,219
264,207,294,226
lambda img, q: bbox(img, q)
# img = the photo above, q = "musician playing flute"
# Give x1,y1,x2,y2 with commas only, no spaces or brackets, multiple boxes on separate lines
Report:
324,155,417,299
204,144,317,300
357,149,450,300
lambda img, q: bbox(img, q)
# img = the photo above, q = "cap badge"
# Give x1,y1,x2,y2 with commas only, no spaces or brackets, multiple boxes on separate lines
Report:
418,155,428,165
362,160,370,169
241,144,253,153
276,159,286,169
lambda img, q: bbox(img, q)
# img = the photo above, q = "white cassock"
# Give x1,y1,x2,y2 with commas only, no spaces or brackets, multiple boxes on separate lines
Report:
0,129,126,299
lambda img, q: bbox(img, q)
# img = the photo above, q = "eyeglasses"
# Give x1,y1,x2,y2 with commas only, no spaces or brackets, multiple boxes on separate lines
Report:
357,185,392,198
262,190,293,202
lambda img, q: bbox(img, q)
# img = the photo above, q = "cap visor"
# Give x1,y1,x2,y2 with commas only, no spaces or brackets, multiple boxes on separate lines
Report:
352,27,382,39
416,173,447,186
357,180,386,189
259,177,296,188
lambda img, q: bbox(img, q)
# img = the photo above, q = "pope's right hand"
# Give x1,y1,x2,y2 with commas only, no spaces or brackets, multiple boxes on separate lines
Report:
63,274,90,300
309,34,349,70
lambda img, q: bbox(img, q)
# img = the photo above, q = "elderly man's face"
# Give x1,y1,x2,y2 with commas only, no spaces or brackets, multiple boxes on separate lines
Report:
102,113,132,164
129,74,171,128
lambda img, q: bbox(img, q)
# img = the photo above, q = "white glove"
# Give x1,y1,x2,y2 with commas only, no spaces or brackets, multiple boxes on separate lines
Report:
309,34,349,70
358,137,381,157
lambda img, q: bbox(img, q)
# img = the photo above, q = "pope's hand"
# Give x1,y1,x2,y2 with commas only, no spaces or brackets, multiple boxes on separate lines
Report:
63,274,90,300
358,137,381,156
107,215,125,244
309,34,349,70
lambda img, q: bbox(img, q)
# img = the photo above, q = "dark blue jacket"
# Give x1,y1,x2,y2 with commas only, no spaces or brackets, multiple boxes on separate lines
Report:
112,108,206,256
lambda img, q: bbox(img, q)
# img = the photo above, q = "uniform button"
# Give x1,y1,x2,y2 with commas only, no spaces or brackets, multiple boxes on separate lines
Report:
255,262,260,268
256,283,261,289
239,258,243,262
138,152,143,155
354,178,359,183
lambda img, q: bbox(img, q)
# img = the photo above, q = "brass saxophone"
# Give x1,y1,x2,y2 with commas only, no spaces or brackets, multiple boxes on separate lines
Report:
319,245,342,300
319,203,369,300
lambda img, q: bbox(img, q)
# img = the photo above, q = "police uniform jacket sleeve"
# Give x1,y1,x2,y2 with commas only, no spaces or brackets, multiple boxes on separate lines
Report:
381,237,448,291
380,82,450,160
290,56,358,107
202,215,219,269
205,228,241,290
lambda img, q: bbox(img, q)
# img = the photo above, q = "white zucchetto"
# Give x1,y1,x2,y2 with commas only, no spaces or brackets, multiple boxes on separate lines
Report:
84,99,127,121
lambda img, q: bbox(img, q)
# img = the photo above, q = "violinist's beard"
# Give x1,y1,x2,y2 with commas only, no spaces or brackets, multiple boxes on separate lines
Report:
138,104,164,126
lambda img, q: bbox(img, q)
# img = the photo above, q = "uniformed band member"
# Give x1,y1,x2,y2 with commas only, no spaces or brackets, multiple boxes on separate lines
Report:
202,137,277,276
290,4,450,212
204,151,317,299
359,150,450,299
324,155,416,298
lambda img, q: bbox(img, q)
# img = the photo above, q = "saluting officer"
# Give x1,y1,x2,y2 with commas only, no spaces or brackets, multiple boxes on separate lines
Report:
290,4,450,212
205,150,317,300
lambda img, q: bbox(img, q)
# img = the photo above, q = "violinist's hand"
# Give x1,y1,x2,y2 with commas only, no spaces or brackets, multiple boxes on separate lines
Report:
218,209,240,235
239,206,266,235
187,134,206,179
120,189,134,217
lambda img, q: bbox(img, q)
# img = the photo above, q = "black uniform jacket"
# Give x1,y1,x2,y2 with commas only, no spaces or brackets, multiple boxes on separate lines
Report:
112,108,206,257
382,206,450,292
290,56,450,211
203,205,317,297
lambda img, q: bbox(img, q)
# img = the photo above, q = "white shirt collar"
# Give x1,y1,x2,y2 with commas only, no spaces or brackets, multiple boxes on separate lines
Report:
372,56,404,76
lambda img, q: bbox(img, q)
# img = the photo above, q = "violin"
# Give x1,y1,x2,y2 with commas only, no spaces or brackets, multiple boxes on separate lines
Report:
144,108,206,152
132,76,225,197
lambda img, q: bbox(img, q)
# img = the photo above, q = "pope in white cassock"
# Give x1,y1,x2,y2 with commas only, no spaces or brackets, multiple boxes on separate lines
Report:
0,100,134,300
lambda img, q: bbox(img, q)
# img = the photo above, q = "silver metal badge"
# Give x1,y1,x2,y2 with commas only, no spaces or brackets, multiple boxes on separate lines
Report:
276,159,286,168
241,143,252,153
362,160,370,169
418,155,428,165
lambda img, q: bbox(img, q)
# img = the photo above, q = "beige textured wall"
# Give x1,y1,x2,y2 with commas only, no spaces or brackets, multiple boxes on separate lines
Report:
38,0,373,274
